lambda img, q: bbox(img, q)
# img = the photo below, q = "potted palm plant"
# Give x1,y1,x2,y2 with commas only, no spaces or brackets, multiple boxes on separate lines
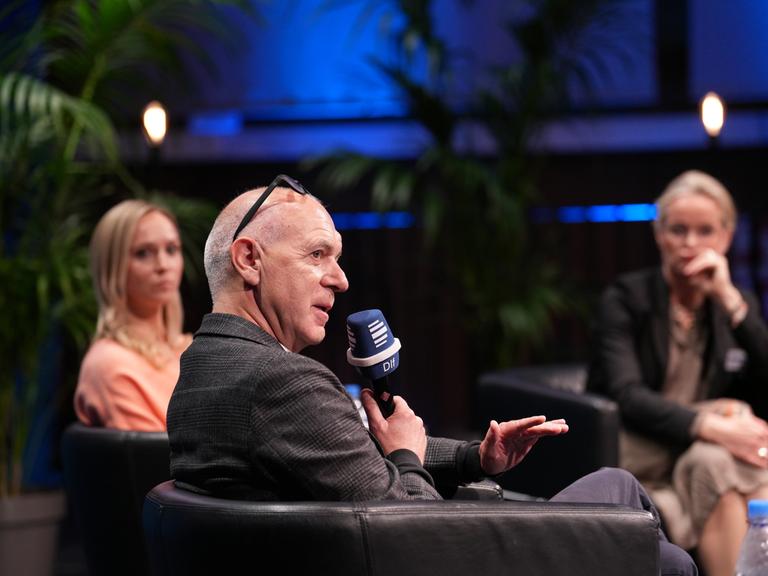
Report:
0,1,258,573
311,0,635,369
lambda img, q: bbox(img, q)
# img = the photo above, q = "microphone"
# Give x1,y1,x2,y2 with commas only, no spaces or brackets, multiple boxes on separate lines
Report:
346,309,401,418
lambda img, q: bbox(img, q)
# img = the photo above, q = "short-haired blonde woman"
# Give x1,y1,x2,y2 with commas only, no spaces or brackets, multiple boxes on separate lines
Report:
75,199,191,431
588,170,768,576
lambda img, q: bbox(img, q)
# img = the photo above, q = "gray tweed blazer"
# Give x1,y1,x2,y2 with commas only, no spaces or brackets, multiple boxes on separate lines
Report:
168,313,482,501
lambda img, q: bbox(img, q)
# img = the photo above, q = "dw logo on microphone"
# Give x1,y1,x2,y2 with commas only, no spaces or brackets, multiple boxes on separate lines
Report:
382,356,398,372
346,309,401,383
368,318,389,349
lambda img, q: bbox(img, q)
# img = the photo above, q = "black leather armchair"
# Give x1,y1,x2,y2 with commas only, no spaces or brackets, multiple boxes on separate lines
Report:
476,363,619,499
143,480,660,576
61,423,171,576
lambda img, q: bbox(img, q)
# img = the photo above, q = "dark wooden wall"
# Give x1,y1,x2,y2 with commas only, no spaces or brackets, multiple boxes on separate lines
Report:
149,146,768,437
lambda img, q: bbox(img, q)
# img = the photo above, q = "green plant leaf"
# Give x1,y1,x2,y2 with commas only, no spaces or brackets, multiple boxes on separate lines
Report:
310,0,632,370
0,0,262,497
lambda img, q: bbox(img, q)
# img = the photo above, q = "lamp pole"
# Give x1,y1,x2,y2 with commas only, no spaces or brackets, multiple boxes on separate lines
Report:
141,100,168,190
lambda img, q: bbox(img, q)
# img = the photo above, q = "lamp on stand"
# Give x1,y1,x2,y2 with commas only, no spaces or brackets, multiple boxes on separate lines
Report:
699,91,726,203
699,91,757,299
699,91,725,150
141,100,168,191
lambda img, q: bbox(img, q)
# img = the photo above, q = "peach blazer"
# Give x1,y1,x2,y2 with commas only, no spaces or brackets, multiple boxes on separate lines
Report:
75,338,187,431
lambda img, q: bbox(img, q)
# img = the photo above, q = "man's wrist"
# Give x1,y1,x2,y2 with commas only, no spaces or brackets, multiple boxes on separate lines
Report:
387,449,436,487
461,441,485,481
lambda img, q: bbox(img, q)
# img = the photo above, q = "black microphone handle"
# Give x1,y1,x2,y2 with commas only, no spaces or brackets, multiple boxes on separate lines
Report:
371,375,395,418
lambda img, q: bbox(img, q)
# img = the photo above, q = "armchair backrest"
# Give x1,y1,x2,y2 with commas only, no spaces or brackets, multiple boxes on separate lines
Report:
503,363,589,393
61,422,170,576
477,364,619,498
144,480,659,576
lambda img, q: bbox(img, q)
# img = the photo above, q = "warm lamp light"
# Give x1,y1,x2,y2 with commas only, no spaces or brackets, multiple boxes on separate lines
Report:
142,101,167,146
700,92,725,138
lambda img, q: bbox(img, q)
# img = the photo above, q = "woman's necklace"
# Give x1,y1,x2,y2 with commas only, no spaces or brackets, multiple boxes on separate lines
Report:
671,301,697,332
669,295,707,352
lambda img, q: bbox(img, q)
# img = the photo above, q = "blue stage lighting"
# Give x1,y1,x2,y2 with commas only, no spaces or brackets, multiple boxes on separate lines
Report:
618,204,657,222
557,206,587,223
586,205,617,222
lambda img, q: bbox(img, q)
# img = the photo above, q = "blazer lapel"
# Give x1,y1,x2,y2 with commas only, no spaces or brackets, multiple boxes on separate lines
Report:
702,298,730,397
649,269,670,379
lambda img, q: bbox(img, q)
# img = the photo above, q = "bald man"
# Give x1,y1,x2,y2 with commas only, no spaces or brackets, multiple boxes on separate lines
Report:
166,176,697,574
168,177,566,499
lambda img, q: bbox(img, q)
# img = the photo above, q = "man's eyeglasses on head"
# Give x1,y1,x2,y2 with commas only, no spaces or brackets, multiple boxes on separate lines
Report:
232,174,310,241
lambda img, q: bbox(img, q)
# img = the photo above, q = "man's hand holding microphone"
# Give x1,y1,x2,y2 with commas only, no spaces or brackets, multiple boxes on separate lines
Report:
347,309,568,473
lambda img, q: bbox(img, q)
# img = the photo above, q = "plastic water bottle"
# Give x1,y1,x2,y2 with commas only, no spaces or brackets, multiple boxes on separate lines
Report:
735,500,768,575
344,384,369,429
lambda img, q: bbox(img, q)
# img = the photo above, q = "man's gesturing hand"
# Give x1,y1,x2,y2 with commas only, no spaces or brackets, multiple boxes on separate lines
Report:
479,416,569,476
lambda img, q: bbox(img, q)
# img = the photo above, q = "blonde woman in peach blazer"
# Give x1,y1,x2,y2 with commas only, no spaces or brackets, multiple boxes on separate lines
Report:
75,200,192,431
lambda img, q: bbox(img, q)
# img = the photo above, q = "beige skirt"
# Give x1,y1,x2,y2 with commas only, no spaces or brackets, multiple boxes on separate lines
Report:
620,429,768,550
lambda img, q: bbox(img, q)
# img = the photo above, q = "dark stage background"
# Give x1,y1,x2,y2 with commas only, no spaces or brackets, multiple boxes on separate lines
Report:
147,146,768,438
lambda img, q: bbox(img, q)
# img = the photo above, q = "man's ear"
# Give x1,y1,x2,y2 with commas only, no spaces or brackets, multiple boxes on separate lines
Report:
230,237,261,286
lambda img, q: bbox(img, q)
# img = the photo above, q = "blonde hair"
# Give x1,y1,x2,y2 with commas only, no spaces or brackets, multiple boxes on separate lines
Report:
90,199,184,366
654,170,737,233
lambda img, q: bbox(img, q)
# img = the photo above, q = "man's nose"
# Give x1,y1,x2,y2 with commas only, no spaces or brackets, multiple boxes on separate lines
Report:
326,260,349,293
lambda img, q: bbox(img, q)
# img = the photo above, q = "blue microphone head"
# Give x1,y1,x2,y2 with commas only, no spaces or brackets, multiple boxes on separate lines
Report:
346,309,401,381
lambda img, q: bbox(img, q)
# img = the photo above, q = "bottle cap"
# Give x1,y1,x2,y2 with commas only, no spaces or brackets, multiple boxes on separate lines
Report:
748,499,768,519
344,383,361,399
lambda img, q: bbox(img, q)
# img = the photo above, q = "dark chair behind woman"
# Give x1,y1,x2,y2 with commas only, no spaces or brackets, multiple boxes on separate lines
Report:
476,363,619,499
61,423,170,576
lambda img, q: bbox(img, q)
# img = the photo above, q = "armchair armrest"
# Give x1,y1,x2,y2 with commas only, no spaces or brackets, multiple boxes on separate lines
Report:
477,367,619,498
451,478,504,500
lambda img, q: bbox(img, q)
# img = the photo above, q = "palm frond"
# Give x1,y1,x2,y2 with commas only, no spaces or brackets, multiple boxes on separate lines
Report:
372,60,455,145
0,72,118,163
1,0,261,496
309,151,385,193
17,0,264,115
